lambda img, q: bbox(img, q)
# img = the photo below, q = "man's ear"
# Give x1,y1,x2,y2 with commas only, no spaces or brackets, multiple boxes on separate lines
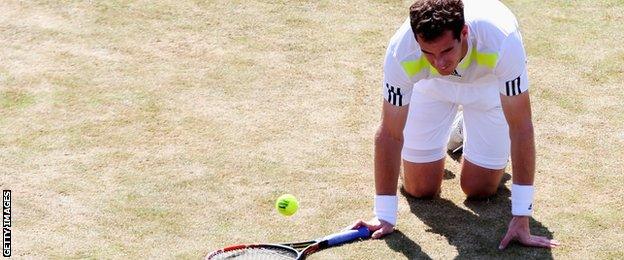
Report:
461,24,469,40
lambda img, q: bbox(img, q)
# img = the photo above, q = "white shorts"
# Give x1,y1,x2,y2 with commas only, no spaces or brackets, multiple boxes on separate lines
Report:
401,78,510,170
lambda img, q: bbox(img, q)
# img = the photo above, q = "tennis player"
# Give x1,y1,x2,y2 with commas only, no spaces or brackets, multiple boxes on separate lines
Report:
348,0,559,250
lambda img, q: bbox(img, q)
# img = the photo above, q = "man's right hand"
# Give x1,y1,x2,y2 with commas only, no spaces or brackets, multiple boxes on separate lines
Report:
345,218,395,239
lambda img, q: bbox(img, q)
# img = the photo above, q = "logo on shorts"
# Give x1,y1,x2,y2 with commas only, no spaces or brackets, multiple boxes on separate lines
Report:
528,203,532,211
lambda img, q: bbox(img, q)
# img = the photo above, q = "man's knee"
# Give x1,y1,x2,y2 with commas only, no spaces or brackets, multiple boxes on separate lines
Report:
403,184,439,198
460,177,498,198
402,158,445,199
460,159,503,198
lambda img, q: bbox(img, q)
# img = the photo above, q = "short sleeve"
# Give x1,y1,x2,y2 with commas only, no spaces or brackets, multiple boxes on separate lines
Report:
494,30,529,96
382,44,414,106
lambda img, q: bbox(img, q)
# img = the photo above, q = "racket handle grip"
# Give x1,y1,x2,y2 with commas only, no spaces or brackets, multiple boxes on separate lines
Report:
325,227,371,247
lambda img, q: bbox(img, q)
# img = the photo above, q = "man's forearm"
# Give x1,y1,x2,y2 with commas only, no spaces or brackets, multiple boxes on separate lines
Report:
510,126,535,185
374,132,403,195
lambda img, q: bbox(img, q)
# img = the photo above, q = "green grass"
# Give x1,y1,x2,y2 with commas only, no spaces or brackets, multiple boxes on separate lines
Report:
0,0,622,258
0,89,35,110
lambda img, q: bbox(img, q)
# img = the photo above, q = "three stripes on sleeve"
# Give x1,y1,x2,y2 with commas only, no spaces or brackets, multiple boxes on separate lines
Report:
505,75,522,96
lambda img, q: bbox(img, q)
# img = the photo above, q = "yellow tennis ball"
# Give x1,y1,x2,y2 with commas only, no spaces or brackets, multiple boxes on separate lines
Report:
275,194,298,216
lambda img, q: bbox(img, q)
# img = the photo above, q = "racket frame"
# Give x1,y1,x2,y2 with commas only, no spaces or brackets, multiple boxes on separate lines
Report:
206,227,370,260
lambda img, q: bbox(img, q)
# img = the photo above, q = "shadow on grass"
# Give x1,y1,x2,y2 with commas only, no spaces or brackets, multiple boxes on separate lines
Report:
385,172,555,259
383,230,432,260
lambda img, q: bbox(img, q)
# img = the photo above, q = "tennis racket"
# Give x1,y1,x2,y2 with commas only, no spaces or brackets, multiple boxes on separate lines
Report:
205,226,371,259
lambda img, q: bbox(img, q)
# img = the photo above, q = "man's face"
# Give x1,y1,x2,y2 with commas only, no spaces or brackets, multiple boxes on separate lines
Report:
417,26,467,76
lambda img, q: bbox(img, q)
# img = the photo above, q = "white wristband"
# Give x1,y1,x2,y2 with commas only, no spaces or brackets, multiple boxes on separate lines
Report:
511,184,534,216
374,195,398,225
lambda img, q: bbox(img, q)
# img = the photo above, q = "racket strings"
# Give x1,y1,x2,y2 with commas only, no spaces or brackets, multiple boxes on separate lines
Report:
210,247,297,259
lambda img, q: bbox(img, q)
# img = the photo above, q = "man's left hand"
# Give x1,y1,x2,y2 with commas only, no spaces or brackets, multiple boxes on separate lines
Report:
499,216,560,250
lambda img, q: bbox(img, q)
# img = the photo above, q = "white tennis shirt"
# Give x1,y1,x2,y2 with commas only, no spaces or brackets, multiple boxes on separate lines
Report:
383,0,529,106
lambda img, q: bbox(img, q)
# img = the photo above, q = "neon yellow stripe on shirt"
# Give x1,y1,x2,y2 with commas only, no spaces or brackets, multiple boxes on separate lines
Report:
401,57,441,77
474,49,498,69
400,57,431,78
400,48,497,78
459,47,498,70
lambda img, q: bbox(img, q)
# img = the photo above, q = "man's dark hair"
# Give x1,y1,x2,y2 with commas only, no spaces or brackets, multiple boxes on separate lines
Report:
410,0,465,42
